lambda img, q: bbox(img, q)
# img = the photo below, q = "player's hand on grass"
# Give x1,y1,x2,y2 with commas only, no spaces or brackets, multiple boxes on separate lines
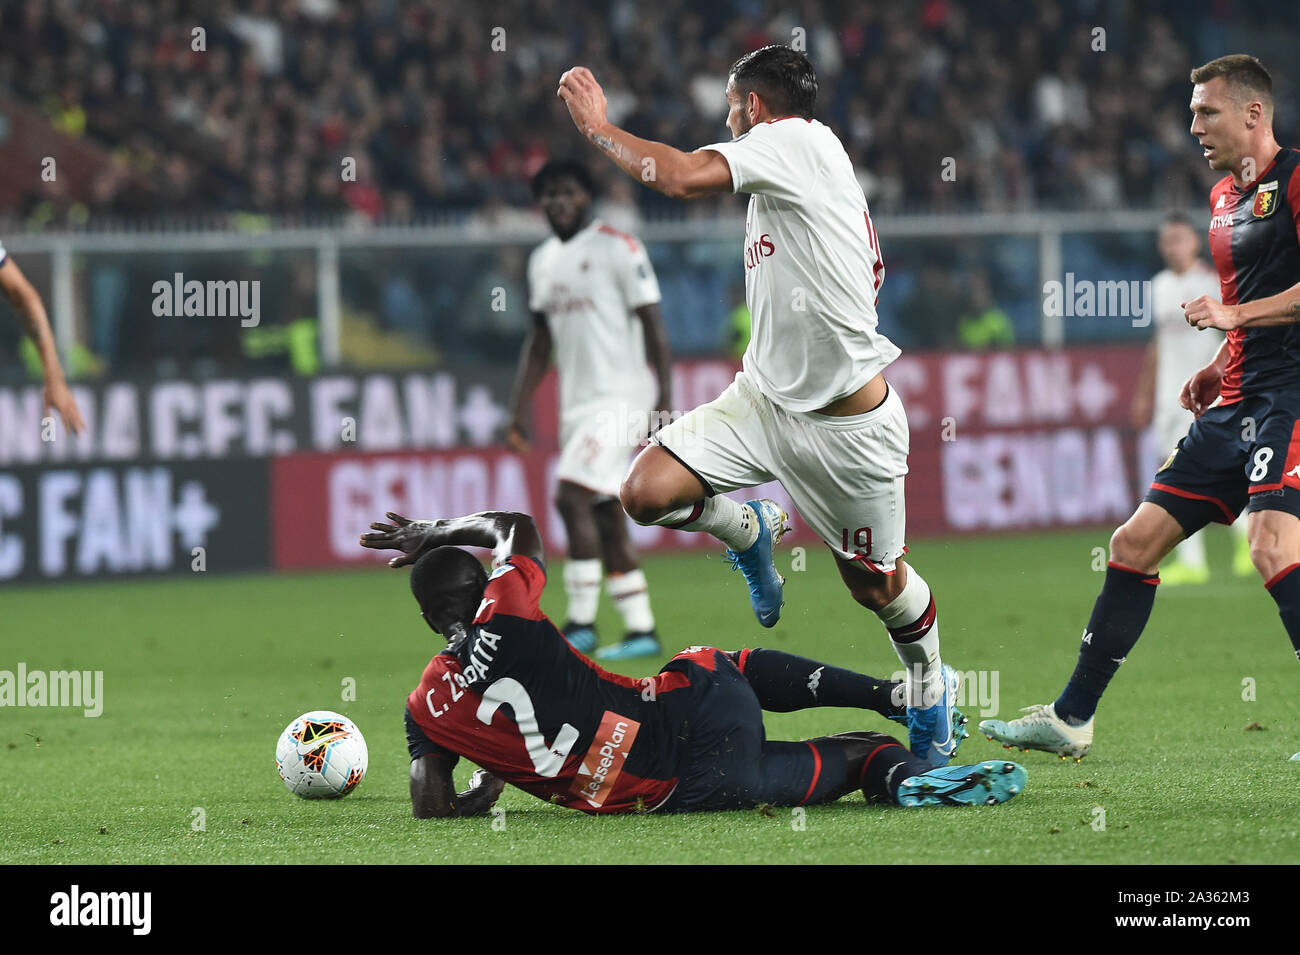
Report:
359,512,440,568
506,423,531,455
45,376,85,436
455,769,506,817
1183,295,1241,331
1180,363,1223,418
558,67,610,143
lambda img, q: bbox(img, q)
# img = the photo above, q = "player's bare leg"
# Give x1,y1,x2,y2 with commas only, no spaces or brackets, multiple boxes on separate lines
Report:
982,502,1186,758
622,446,788,626
1246,509,1300,664
592,497,661,660
554,479,604,653
620,445,712,522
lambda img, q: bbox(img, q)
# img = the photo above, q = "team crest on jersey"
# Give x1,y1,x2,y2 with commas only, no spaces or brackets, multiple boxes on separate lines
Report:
1253,180,1279,219
1159,447,1178,473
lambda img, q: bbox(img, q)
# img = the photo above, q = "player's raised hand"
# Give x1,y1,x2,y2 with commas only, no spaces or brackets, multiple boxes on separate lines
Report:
1183,295,1241,331
1180,362,1223,418
359,512,440,567
557,67,609,142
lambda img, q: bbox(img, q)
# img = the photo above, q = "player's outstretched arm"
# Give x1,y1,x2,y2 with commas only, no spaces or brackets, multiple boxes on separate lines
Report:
360,511,545,569
410,756,505,818
558,67,732,200
506,312,553,454
635,303,673,423
0,256,85,435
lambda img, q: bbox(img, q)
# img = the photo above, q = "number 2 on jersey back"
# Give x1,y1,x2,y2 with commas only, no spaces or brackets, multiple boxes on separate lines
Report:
477,677,580,777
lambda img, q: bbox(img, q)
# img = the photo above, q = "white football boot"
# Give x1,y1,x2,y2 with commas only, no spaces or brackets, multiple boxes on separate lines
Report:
979,703,1092,761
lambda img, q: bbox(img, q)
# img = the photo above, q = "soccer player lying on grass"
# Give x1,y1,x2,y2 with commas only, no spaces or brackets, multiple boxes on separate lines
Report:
360,510,1026,818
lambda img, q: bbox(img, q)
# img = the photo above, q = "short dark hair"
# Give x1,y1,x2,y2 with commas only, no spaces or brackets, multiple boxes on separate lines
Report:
1190,55,1273,111
1162,209,1196,229
530,160,595,199
729,45,817,119
410,546,488,629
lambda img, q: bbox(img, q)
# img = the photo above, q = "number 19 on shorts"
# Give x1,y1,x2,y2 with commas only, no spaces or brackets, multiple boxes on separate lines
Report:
841,526,872,557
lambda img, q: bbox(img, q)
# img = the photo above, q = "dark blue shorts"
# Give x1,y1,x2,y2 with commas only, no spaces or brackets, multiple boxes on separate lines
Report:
659,648,844,812
1145,392,1300,536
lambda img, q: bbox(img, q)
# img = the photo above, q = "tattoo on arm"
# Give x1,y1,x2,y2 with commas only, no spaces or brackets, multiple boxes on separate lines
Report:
590,132,615,152
1288,300,1300,320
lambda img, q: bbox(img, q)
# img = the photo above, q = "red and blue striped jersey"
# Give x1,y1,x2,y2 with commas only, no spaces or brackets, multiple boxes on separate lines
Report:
1208,147,1300,403
406,556,698,813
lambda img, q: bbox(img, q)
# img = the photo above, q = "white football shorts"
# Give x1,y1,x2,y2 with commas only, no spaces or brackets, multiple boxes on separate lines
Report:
653,371,910,571
555,400,654,499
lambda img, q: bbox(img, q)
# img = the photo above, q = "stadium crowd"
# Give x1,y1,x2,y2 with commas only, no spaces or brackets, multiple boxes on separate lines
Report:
2,0,1291,230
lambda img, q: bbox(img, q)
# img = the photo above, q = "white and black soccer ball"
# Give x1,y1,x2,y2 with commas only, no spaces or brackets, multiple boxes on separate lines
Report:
276,710,368,799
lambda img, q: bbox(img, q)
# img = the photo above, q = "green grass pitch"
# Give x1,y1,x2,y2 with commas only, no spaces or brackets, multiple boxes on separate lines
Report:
3,527,1298,864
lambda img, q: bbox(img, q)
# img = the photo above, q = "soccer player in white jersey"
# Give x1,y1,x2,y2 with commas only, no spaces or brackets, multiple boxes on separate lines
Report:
0,239,84,435
1132,212,1249,584
557,46,960,766
507,161,674,661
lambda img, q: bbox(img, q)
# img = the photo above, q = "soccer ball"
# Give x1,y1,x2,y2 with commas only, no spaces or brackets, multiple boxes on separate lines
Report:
276,710,368,798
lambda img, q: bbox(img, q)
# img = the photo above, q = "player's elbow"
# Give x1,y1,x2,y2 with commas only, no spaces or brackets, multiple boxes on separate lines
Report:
660,178,695,201
661,176,709,201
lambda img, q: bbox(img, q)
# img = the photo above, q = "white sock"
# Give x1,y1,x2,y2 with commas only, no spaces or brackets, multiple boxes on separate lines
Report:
878,568,943,707
656,497,758,551
563,558,602,626
1172,533,1207,570
607,569,655,633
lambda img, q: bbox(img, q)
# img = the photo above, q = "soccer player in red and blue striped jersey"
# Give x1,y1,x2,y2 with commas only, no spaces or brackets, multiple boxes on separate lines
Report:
985,55,1300,760
360,510,1026,817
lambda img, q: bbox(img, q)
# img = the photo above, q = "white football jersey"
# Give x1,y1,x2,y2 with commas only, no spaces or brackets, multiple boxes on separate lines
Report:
701,117,900,412
1152,262,1222,423
527,219,661,415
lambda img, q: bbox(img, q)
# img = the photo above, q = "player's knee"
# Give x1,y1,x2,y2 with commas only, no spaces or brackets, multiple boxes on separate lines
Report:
1248,534,1289,580
840,564,894,611
553,483,590,521
1109,521,1157,572
619,472,666,525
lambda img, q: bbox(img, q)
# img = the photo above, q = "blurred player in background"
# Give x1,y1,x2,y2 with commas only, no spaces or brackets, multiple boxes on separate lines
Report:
558,46,960,767
985,55,1300,759
507,161,674,661
360,509,1012,818
1131,211,1249,584
0,239,85,435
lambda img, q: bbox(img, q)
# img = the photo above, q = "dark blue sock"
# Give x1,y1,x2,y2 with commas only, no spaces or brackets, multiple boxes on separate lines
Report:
1265,563,1300,662
858,741,927,804
1054,563,1159,724
733,648,900,716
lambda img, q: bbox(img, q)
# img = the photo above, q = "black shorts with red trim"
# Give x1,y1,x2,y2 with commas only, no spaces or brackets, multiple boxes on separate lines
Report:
404,705,451,761
1145,392,1300,535
659,647,842,812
